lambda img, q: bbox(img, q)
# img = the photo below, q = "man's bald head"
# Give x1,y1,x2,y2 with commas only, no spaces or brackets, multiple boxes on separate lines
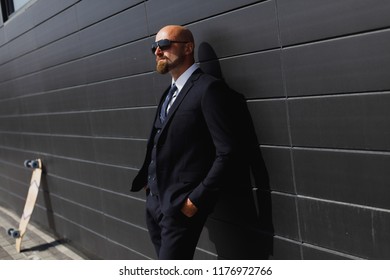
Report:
154,25,195,79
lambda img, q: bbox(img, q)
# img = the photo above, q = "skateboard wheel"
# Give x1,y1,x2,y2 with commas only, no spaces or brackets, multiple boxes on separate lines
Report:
12,230,21,238
24,159,39,169
7,228,14,236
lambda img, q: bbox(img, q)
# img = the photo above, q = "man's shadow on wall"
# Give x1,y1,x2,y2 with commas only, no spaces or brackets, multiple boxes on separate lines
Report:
198,42,274,259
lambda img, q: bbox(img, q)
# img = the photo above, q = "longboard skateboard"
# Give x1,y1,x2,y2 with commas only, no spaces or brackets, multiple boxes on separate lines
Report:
8,159,43,253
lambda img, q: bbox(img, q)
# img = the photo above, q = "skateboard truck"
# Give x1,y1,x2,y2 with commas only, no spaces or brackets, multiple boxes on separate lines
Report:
7,159,43,252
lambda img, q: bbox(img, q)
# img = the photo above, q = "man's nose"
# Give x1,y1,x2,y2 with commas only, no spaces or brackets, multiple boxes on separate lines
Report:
155,46,163,56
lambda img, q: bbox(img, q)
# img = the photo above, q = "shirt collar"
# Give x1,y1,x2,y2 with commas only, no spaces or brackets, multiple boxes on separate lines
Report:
172,63,199,92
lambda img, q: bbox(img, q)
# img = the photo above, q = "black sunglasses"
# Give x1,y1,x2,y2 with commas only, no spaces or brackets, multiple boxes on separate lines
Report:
151,39,188,54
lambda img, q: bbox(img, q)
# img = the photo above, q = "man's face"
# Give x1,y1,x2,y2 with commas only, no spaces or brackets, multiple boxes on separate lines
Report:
154,29,186,75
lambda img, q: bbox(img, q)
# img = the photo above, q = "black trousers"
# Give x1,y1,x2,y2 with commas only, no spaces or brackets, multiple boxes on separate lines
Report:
146,193,208,259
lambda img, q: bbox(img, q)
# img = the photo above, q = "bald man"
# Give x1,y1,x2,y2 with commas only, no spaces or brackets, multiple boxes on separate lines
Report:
131,25,241,259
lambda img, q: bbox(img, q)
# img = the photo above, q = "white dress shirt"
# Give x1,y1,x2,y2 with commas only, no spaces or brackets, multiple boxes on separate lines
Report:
167,63,199,112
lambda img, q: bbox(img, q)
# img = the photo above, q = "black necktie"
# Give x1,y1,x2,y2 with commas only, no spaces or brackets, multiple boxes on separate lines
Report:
160,84,177,123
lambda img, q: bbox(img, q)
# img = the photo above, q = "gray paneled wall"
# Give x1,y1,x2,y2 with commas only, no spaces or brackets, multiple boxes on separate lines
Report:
0,0,389,259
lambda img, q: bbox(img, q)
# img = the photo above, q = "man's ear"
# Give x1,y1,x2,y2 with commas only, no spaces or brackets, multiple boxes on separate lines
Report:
185,42,194,55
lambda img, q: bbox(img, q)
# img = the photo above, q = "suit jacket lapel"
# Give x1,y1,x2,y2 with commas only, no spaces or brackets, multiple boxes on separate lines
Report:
160,69,203,130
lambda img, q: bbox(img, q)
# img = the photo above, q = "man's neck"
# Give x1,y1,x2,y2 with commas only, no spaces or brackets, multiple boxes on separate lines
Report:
170,60,195,81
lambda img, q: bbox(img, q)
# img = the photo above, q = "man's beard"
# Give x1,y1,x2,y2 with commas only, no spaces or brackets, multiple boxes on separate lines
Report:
156,59,169,74
156,55,183,75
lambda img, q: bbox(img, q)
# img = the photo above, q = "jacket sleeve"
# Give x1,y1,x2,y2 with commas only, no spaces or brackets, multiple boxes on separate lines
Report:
130,122,157,192
188,80,239,210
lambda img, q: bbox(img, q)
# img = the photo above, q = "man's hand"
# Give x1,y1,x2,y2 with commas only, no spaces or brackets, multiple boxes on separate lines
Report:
181,198,198,217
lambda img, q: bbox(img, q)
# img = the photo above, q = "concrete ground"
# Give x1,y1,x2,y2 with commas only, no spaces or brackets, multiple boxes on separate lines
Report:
0,205,86,260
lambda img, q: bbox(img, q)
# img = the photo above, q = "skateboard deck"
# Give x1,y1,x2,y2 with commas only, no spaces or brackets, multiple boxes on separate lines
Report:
8,159,42,253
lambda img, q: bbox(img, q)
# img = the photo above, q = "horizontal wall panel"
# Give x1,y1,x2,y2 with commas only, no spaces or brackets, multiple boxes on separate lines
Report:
0,98,21,116
76,0,144,29
0,171,28,198
271,193,299,240
86,74,160,110
47,157,99,188
271,237,302,260
1,7,79,75
299,198,390,259
45,195,104,234
21,134,53,153
103,216,154,259
0,134,23,150
34,33,82,72
0,116,22,132
78,4,148,56
193,248,217,260
15,65,82,97
20,114,50,134
0,27,5,46
30,0,78,25
0,161,29,183
44,176,103,213
302,245,354,260
33,6,79,48
23,203,55,233
218,50,284,99
3,6,79,67
84,40,153,84
294,148,390,210
96,164,138,195
41,60,86,92
284,30,390,97
50,136,95,161
0,73,44,99
247,100,290,146
191,1,279,60
93,138,147,168
3,32,37,73
0,146,36,166
0,184,24,210
48,112,92,136
101,192,146,228
90,107,156,139
2,7,35,43
146,0,263,34
3,0,78,41
201,218,273,259
0,182,11,203
51,216,108,258
261,146,294,193
0,47,7,70
278,0,390,46
103,240,147,260
195,222,216,258
289,92,390,151
0,80,13,100
3,51,40,80
21,86,89,114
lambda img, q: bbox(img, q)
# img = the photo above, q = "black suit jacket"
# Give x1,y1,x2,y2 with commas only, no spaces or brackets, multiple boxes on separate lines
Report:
131,69,242,216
